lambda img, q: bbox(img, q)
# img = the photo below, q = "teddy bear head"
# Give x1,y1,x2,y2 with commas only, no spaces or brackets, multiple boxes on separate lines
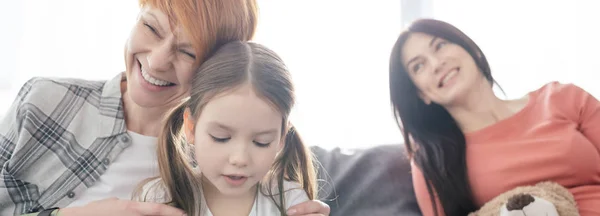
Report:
469,182,579,216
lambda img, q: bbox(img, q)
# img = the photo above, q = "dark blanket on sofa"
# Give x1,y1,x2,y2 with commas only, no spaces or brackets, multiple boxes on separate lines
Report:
310,144,422,216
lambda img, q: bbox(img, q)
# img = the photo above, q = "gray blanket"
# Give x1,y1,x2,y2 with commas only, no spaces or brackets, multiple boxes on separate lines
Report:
311,144,422,216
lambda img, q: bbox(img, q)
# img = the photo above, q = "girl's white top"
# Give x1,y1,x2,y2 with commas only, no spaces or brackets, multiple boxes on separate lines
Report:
137,178,309,216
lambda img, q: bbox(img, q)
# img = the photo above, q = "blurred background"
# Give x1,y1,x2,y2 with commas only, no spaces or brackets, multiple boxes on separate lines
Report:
1,0,599,149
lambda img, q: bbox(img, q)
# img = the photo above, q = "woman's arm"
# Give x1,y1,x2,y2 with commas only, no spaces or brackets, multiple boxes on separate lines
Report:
1,79,36,215
411,160,445,216
574,84,600,148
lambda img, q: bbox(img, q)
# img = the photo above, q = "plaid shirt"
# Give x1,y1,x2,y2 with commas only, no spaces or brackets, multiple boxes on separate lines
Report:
0,74,131,215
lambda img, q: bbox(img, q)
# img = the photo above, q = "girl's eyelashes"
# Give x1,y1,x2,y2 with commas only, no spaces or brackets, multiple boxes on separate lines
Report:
210,134,230,143
209,133,272,147
253,141,271,147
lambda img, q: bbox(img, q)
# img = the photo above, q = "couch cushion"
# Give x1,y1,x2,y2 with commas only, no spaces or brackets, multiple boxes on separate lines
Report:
310,144,422,216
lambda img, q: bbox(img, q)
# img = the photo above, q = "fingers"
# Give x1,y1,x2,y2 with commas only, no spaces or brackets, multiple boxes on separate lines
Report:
127,201,186,216
287,200,330,216
292,214,326,216
90,197,119,204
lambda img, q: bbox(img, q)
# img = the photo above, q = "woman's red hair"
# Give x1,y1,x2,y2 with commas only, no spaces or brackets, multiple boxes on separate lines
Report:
138,0,258,66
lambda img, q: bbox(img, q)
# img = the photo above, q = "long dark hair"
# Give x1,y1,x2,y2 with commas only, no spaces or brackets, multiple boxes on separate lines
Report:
134,41,317,216
389,19,498,215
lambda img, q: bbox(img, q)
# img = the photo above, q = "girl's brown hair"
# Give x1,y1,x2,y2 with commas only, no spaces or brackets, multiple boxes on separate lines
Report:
136,41,317,216
138,0,258,66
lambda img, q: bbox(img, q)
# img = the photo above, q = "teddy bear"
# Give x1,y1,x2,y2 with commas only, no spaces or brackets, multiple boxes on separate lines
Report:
468,181,579,216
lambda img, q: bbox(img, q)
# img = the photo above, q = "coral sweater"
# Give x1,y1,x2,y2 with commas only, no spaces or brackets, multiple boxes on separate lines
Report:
412,82,600,215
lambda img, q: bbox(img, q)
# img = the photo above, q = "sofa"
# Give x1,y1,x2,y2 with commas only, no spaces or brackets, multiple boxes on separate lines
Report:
310,144,422,216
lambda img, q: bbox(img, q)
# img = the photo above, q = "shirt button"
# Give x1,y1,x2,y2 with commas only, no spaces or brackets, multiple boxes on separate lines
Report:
120,135,130,143
67,191,76,198
102,158,110,165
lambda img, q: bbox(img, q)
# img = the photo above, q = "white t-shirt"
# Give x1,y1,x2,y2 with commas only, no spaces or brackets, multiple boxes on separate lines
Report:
67,131,158,207
139,179,309,216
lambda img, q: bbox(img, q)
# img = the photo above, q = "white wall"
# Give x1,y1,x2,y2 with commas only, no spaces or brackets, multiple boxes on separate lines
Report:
0,0,139,115
253,1,404,149
431,0,600,98
3,1,595,149
0,1,24,114
0,1,404,149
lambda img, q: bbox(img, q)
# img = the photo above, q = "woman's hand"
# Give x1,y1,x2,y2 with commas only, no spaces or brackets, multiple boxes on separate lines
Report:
287,200,330,216
58,198,186,216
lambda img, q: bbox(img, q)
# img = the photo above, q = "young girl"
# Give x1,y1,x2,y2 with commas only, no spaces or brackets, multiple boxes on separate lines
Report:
133,41,318,216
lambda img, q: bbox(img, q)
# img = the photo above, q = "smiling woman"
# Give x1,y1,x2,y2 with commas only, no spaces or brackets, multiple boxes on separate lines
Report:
390,18,600,216
401,32,491,107
0,0,265,215
123,6,198,119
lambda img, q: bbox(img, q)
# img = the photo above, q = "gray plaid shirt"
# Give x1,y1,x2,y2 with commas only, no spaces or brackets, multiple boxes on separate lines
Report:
0,74,132,215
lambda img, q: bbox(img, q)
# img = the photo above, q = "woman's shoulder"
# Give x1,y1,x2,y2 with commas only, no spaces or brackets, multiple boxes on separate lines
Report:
19,77,106,97
534,81,591,98
532,81,595,106
13,74,124,119
530,81,596,117
15,75,120,107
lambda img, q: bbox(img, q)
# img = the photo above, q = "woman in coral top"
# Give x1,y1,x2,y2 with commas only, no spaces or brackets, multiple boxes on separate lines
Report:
389,18,600,216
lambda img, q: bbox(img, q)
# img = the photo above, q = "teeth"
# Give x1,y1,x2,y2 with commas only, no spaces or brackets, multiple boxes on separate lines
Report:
441,69,458,85
141,69,172,86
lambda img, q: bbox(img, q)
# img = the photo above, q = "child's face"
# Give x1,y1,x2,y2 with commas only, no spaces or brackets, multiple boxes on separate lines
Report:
192,84,284,197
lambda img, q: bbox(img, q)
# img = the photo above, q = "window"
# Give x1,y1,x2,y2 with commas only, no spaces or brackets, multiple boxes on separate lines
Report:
253,1,403,149
5,1,596,149
0,0,138,115
425,0,600,98
0,1,404,149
